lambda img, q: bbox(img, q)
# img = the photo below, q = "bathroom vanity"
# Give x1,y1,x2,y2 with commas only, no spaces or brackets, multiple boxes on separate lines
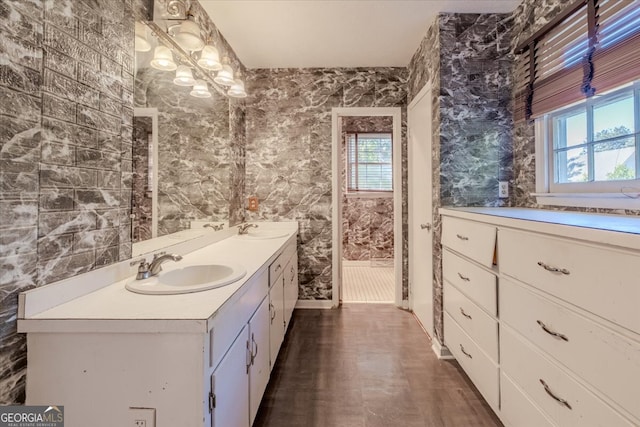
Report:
18,223,298,427
440,208,640,427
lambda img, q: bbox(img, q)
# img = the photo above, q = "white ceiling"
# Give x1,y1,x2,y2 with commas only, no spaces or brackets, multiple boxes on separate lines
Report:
199,0,521,69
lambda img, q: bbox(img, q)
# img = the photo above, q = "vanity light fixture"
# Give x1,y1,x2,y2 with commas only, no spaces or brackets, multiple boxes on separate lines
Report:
150,45,177,71
197,45,222,71
190,79,212,98
227,71,247,98
173,65,196,86
170,18,205,52
135,22,151,52
214,56,235,86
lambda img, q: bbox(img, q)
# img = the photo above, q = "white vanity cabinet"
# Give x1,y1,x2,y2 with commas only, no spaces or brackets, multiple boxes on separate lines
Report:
440,208,640,427
18,224,299,427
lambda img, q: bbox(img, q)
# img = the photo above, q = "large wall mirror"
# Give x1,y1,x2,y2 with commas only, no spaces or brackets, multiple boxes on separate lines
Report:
131,1,239,256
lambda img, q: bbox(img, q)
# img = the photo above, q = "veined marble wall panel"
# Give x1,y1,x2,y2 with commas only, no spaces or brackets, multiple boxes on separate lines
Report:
134,68,230,235
0,0,134,405
341,116,394,261
245,68,407,301
408,13,511,343
229,102,246,225
132,116,152,242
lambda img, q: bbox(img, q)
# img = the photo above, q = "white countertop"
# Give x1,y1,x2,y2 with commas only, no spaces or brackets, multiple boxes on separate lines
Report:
440,207,640,250
18,223,298,334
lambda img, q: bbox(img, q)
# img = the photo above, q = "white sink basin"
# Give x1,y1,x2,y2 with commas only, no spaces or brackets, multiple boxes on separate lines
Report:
235,230,288,240
125,264,246,295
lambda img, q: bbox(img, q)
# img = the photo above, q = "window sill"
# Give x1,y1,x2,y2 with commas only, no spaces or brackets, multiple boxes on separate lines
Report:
344,192,393,199
532,192,640,210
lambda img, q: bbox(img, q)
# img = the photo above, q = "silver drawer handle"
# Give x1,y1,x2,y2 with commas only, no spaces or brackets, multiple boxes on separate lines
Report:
420,223,432,231
537,320,569,342
459,344,473,359
275,264,282,272
457,272,470,282
456,234,469,241
459,307,472,320
540,379,572,410
537,261,570,275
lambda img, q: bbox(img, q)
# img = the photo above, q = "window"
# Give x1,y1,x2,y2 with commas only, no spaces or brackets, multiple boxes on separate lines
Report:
548,82,640,192
347,132,392,192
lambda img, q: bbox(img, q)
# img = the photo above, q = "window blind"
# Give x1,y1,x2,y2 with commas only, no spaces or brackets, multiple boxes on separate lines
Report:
347,133,393,192
514,0,640,122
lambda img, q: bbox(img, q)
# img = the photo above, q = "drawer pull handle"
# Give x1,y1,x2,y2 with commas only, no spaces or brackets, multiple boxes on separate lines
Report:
537,261,570,275
459,307,472,320
457,272,470,282
537,320,569,342
275,264,282,272
459,344,473,359
540,379,572,410
456,234,469,241
270,303,276,322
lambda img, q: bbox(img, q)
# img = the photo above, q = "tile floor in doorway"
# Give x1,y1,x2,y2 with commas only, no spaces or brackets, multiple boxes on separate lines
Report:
342,261,394,303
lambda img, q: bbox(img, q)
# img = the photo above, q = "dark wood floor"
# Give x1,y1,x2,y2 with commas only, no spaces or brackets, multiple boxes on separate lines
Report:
254,304,503,427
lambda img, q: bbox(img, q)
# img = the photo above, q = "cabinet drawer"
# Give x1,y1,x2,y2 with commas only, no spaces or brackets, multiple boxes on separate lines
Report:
500,278,640,421
441,217,496,268
499,228,640,334
501,326,635,427
444,313,499,410
444,281,498,362
269,253,285,287
443,250,497,315
501,372,555,427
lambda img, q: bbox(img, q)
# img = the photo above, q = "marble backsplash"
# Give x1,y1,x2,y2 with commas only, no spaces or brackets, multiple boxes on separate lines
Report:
244,68,408,301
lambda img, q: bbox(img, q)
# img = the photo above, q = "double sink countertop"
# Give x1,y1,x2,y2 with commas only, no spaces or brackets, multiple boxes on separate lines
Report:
18,222,298,334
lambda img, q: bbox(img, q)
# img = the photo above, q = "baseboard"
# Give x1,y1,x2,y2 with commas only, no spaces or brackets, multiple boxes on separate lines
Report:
432,337,454,360
295,300,334,309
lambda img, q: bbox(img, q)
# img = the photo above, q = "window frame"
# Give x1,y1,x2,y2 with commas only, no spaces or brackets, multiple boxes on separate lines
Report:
346,131,393,194
534,81,640,209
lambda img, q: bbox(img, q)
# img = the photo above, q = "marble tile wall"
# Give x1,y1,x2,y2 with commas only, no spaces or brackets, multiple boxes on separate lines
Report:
132,116,153,242
134,68,231,235
407,13,512,343
0,0,135,404
245,68,408,301
341,116,394,261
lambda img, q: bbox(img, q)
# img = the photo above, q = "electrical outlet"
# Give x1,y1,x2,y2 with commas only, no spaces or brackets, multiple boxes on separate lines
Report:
498,181,509,198
129,408,155,427
248,196,259,211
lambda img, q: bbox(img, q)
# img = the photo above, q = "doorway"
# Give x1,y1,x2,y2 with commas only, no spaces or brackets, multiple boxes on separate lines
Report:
331,107,403,307
408,84,434,337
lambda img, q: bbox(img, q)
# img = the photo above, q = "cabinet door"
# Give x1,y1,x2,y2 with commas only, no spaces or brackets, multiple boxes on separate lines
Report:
249,297,271,425
269,279,285,371
211,325,250,427
284,255,298,329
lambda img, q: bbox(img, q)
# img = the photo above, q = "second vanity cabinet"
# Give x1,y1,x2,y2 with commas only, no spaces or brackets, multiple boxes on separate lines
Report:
19,225,299,427
440,208,640,427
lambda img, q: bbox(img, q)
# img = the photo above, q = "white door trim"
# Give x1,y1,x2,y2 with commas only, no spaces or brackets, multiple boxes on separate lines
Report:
331,107,403,308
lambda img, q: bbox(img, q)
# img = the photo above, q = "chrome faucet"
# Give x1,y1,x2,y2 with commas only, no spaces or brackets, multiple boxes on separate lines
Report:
237,223,258,235
204,223,224,231
132,252,183,280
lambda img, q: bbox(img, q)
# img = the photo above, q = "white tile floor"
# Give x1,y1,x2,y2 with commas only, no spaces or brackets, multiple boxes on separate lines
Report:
342,261,394,303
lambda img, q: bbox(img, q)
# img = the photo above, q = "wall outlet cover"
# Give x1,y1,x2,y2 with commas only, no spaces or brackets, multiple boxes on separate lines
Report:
248,196,259,211
129,407,155,427
498,181,509,198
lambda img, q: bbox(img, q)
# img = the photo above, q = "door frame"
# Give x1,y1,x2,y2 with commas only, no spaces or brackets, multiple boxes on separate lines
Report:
407,83,434,337
331,107,403,308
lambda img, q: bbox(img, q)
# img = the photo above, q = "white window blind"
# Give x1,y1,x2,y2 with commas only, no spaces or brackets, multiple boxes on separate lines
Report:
347,132,393,192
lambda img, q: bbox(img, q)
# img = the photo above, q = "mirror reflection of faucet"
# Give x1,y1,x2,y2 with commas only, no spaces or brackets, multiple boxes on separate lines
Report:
131,251,183,280
203,223,224,231
237,223,258,235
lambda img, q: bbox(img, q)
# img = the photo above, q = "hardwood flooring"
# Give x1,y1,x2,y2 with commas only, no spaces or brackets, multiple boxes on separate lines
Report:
254,304,503,427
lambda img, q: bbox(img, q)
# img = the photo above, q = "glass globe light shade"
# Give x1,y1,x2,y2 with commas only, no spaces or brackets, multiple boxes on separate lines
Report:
173,65,196,86
214,64,235,86
197,45,222,71
134,22,151,52
150,46,177,71
190,80,212,98
227,78,247,98
173,20,204,52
